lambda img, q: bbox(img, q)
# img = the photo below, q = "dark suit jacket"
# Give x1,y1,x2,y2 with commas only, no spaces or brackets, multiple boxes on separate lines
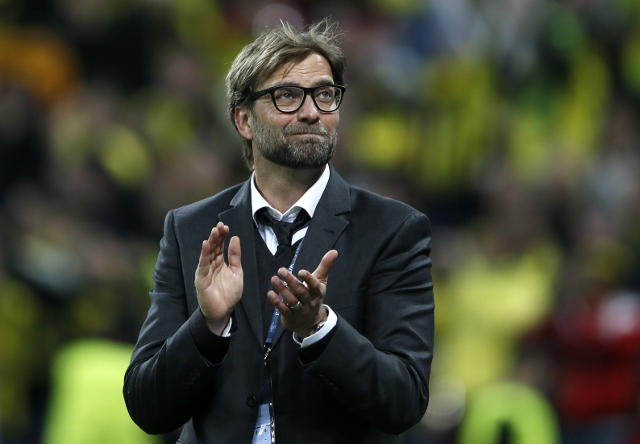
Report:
124,166,435,443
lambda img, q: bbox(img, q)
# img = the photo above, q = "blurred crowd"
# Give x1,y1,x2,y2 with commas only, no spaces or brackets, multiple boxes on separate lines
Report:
1,0,640,443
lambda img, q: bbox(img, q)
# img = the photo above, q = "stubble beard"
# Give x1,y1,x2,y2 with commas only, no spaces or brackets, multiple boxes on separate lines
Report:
252,117,338,169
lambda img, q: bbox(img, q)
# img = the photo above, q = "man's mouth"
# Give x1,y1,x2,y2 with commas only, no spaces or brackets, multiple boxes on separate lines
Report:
284,125,328,138
291,132,323,137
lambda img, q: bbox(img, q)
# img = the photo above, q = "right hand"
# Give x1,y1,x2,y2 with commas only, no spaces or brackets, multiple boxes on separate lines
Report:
195,222,243,334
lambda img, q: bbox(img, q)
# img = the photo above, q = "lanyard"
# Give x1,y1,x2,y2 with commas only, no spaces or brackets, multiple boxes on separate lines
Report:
253,240,304,444
265,240,304,347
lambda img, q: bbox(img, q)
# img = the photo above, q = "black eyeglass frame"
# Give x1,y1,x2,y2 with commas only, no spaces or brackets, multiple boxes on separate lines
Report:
249,84,346,113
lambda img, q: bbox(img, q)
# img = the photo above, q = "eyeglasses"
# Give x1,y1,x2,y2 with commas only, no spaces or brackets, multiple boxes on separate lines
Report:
249,84,346,113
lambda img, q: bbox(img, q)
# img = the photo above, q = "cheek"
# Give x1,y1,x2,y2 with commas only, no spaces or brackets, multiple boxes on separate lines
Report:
264,106,290,122
323,114,339,131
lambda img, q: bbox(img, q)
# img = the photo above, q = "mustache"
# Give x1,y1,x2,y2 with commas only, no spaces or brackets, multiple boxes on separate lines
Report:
283,124,329,137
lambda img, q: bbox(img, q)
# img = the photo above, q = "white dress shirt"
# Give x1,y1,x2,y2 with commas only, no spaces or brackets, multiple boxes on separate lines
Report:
250,165,337,347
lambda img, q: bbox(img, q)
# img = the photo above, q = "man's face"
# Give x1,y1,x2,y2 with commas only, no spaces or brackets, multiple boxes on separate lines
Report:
249,53,340,169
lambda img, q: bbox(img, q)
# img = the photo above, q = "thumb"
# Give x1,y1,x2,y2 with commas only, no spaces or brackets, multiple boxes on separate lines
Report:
228,236,242,273
312,250,338,282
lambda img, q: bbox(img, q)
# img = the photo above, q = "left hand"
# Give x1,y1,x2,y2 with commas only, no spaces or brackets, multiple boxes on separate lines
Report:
267,249,338,338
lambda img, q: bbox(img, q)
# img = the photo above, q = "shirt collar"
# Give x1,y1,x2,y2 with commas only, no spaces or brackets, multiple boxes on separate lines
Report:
251,165,330,223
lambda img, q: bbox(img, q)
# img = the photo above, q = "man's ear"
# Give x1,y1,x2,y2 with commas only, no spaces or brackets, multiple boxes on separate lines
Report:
234,107,254,141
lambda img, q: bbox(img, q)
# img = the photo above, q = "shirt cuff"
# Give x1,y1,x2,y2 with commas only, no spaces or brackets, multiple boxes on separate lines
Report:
189,309,233,365
220,317,233,336
293,304,337,347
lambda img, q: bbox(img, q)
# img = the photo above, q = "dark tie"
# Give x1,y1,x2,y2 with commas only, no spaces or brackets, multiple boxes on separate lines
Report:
255,208,311,256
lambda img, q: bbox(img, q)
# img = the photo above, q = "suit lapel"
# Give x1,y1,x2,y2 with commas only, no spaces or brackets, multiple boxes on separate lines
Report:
218,180,264,347
271,166,351,346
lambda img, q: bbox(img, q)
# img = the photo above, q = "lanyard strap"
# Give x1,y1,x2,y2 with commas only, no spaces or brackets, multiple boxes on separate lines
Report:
254,241,305,444
265,240,304,346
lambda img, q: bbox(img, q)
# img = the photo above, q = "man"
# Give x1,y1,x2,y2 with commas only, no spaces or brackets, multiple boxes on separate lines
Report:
124,18,434,443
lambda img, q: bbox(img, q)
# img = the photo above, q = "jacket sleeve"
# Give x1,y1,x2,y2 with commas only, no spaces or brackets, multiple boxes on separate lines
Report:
302,211,435,434
123,210,230,434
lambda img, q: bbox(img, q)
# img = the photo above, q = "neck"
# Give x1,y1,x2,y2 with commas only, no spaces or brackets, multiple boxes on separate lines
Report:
253,162,325,213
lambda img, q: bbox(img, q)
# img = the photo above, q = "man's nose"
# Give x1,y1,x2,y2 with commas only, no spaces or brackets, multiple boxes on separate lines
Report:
296,94,320,122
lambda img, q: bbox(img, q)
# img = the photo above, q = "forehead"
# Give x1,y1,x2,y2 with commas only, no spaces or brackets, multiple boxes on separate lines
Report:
261,53,334,88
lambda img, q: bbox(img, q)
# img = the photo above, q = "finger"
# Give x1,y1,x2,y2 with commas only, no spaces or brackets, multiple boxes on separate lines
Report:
196,238,216,277
208,222,229,246
205,222,222,242
267,290,291,313
270,275,301,307
210,223,229,255
271,276,296,299
276,268,307,295
312,250,338,281
227,235,242,272
197,241,209,263
197,223,229,276
298,269,322,296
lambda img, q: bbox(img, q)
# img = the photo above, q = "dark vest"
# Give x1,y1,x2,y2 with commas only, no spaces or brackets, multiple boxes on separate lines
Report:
254,226,301,340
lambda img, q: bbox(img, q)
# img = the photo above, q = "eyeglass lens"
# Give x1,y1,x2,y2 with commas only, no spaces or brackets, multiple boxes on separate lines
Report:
273,86,342,112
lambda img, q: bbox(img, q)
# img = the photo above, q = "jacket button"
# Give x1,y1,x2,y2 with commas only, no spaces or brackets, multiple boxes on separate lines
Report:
246,396,258,408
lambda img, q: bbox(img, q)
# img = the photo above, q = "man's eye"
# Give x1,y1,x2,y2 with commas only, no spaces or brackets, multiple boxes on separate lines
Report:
275,88,298,101
315,88,334,101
